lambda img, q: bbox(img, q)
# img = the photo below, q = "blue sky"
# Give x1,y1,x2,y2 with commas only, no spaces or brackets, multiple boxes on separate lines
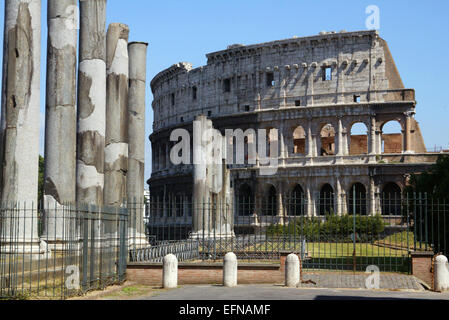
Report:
1,0,448,186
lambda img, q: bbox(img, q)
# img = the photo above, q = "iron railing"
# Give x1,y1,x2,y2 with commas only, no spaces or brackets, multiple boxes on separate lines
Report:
142,193,448,273
0,202,128,299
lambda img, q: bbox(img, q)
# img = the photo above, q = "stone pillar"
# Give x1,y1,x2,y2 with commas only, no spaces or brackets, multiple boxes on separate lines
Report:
277,186,284,225
279,123,286,166
285,253,300,287
336,118,344,156
0,0,42,253
336,176,343,216
165,142,170,169
192,116,210,236
104,23,129,208
434,255,449,292
368,116,377,155
305,182,314,217
223,252,238,287
128,41,148,244
76,0,107,205
305,122,314,163
42,0,78,248
376,127,383,154
162,254,178,289
404,112,414,154
369,177,376,216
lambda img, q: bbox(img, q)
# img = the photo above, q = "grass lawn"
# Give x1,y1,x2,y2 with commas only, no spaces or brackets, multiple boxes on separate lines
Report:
201,241,409,258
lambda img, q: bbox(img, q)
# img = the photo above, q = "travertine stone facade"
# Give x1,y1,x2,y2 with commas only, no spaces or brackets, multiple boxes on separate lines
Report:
149,30,443,230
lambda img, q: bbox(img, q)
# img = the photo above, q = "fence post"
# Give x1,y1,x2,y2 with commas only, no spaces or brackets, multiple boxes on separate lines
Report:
163,254,178,288
223,252,237,287
82,204,89,291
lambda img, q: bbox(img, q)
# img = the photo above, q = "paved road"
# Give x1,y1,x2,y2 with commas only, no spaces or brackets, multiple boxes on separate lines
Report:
142,285,449,300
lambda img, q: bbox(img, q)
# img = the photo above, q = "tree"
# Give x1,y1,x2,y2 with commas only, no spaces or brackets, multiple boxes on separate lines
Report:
406,155,449,255
406,155,449,199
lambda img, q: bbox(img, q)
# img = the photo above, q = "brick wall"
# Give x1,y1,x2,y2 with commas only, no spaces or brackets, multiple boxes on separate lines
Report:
127,263,283,286
349,135,368,155
411,251,434,287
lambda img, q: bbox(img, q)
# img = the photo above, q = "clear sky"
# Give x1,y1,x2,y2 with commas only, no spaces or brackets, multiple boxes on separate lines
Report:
1,0,448,187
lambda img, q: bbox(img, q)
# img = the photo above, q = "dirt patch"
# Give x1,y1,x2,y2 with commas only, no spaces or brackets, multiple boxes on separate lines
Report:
70,282,171,300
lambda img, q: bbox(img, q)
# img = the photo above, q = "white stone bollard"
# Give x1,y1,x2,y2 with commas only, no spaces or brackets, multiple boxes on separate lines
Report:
163,254,178,289
285,254,300,287
434,255,449,292
223,252,238,287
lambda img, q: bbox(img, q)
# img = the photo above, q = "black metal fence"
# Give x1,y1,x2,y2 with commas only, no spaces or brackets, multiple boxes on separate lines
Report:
142,193,448,273
0,202,128,299
3,192,445,298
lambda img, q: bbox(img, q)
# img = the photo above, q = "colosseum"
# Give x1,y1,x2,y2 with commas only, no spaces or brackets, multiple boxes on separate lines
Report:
148,30,443,237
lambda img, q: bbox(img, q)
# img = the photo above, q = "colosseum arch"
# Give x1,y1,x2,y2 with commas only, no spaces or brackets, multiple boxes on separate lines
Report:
319,184,335,216
292,126,306,155
381,182,402,216
287,184,305,216
261,184,277,216
237,184,254,216
319,123,336,156
349,122,369,155
348,183,367,215
261,126,279,158
381,120,403,154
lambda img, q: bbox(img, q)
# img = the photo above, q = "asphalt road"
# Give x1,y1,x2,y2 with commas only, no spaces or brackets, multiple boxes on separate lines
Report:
141,284,449,300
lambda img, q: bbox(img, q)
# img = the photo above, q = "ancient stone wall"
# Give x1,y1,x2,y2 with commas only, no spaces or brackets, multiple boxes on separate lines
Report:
148,30,439,222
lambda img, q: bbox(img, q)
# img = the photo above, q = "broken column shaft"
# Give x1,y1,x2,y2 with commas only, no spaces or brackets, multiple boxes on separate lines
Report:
43,0,78,246
104,23,129,208
76,0,107,205
0,0,42,252
127,42,148,242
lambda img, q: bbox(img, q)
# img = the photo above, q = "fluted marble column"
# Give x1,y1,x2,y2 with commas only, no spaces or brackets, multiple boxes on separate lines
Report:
0,0,42,253
76,0,107,205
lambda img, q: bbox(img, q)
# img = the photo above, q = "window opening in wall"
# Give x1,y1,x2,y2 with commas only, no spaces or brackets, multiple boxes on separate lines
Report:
171,93,175,106
266,72,275,87
244,105,250,112
322,67,332,81
208,111,212,117
349,122,369,155
381,121,403,154
224,79,231,93
293,126,306,155
180,117,184,123
354,95,361,103
192,86,197,100
320,124,335,156
295,100,301,107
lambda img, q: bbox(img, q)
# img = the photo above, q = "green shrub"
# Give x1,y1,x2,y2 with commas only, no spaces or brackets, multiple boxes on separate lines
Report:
267,214,385,242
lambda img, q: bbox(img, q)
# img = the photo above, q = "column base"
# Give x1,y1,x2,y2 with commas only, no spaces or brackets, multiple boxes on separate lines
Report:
189,230,235,240
128,229,150,249
0,239,50,256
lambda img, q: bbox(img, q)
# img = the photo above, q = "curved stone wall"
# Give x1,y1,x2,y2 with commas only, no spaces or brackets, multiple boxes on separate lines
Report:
148,30,434,220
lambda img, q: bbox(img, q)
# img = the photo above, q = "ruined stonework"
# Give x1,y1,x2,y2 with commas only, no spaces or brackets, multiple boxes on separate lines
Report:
43,0,77,245
149,30,445,234
0,0,42,252
104,23,129,208
76,0,107,205
127,42,148,241
191,115,233,238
